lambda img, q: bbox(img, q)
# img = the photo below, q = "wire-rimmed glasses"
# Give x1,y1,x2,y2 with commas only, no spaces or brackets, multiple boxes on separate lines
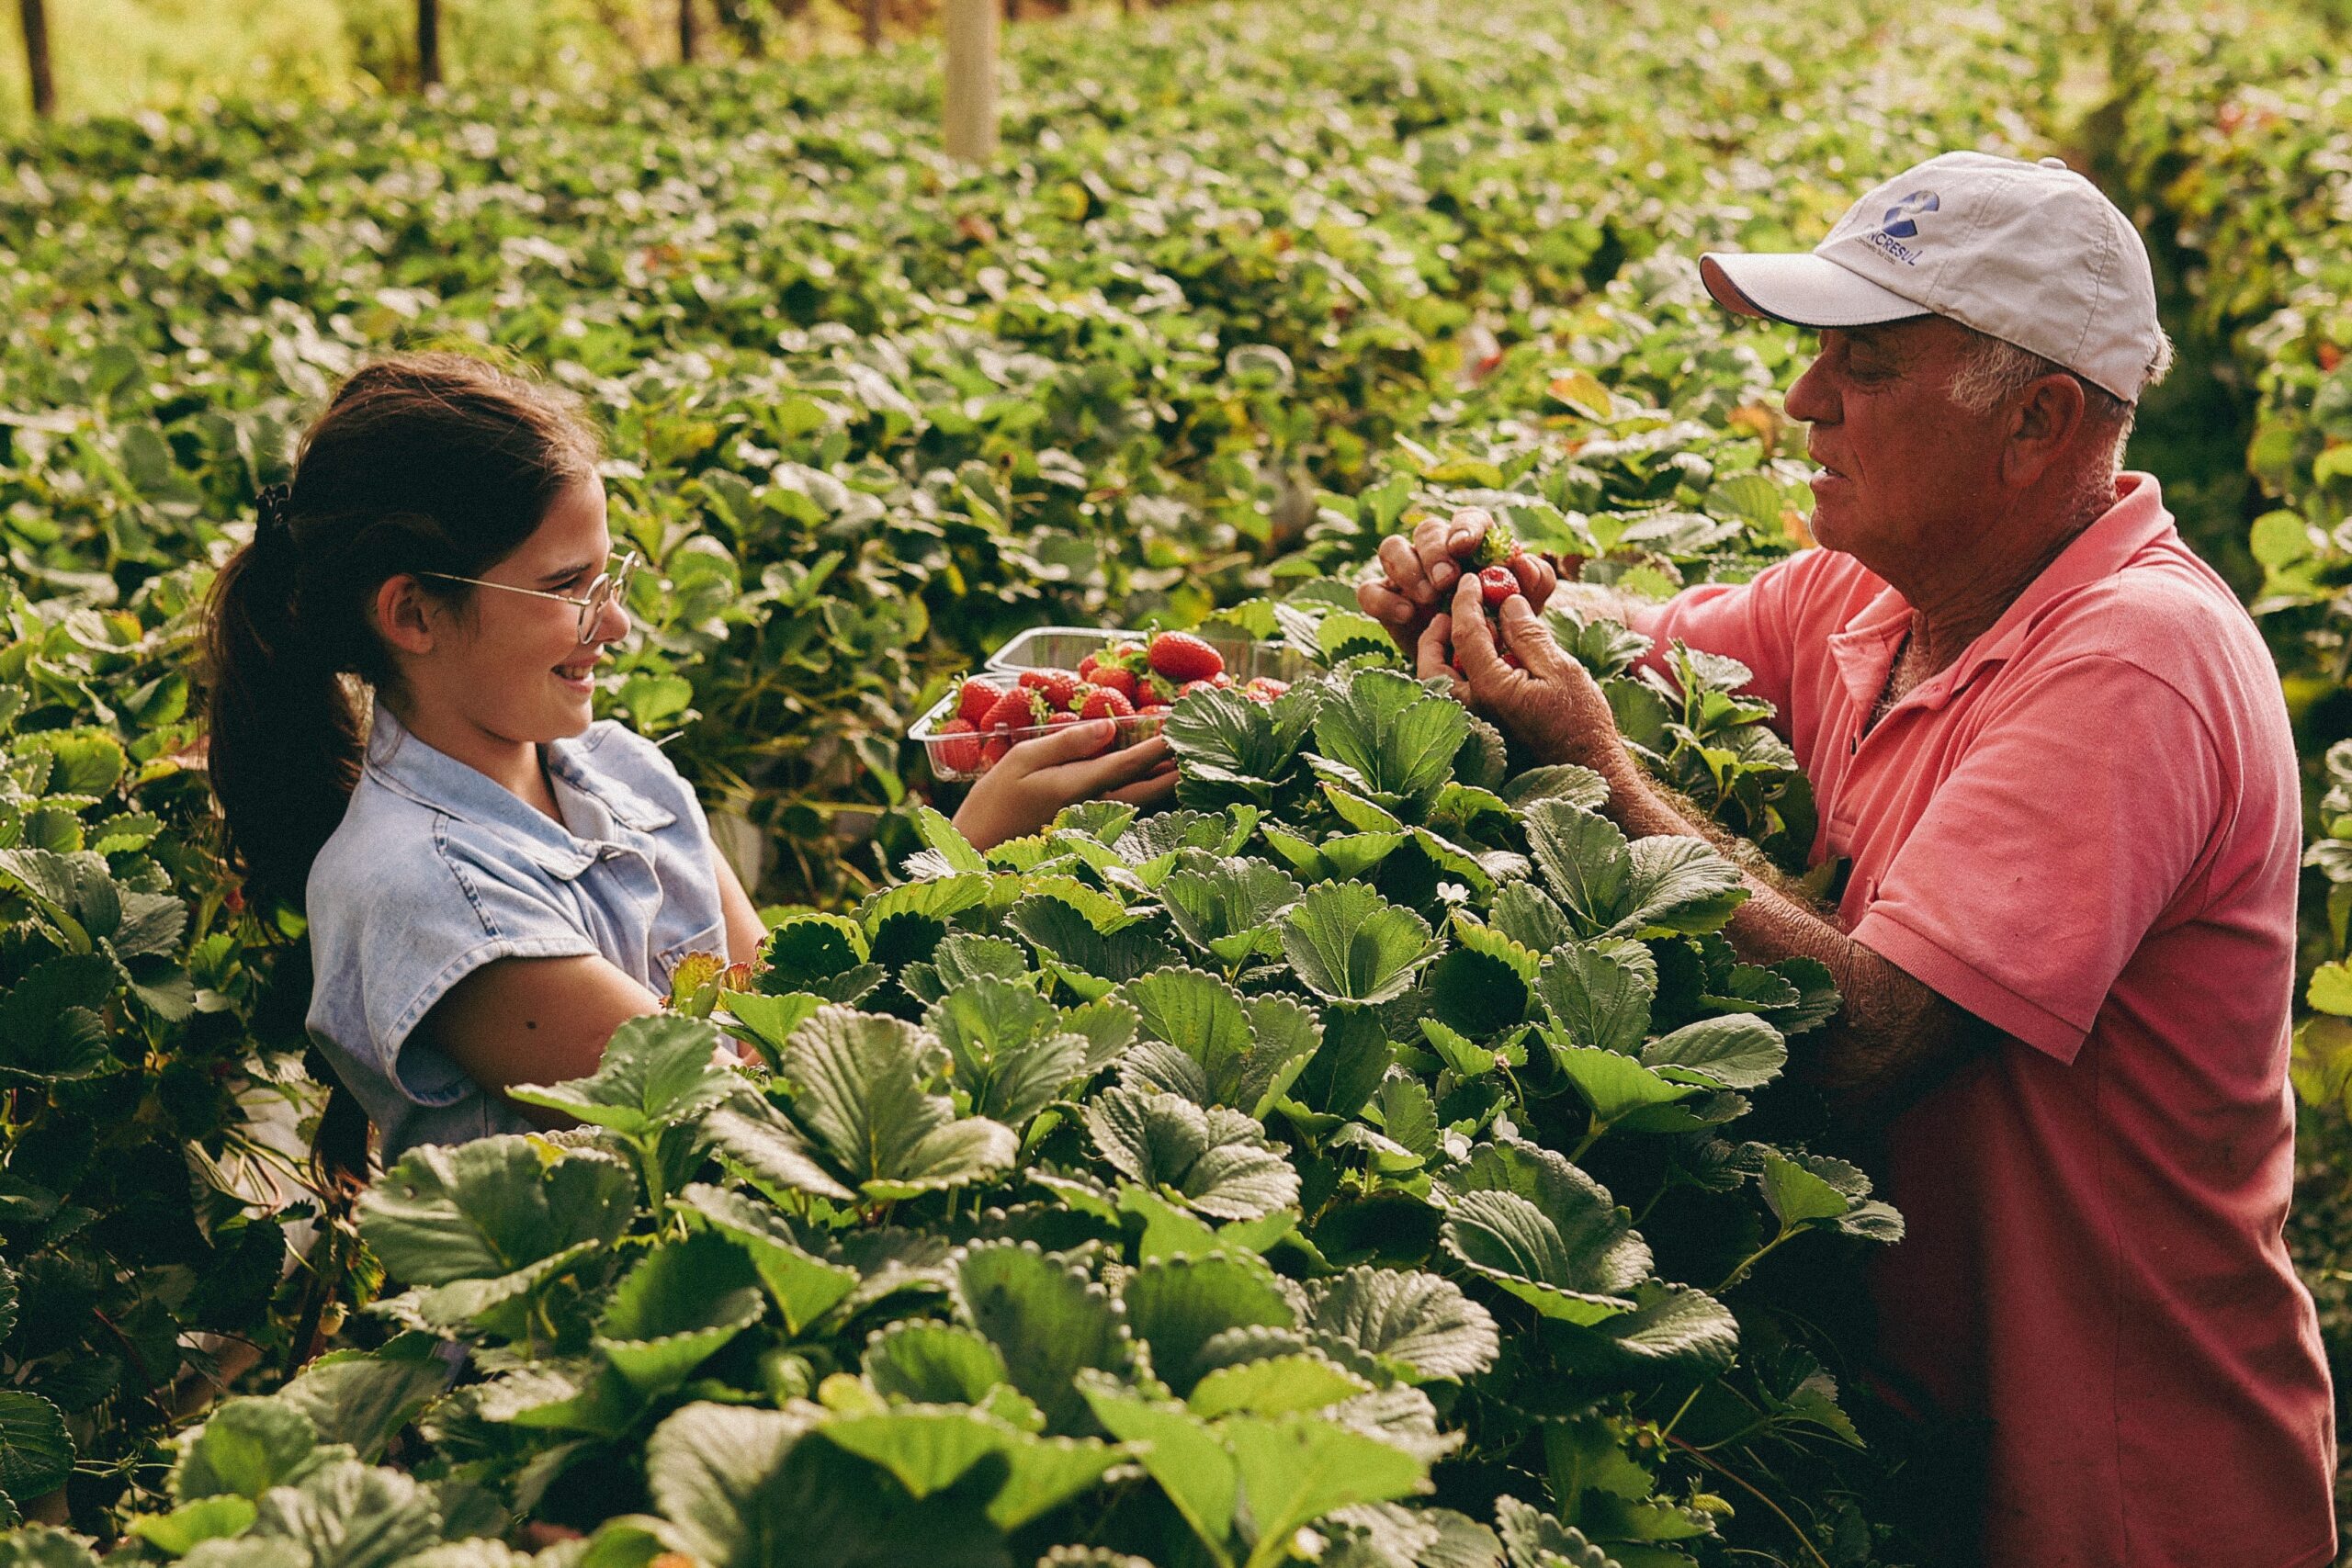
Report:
417,550,641,645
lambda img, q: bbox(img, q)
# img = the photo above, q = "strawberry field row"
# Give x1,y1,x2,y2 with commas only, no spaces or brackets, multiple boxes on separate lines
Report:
1,0,2344,1561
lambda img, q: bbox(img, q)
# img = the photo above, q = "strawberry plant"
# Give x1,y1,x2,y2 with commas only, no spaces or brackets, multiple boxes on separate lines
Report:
0,570,355,1526
29,659,1902,1566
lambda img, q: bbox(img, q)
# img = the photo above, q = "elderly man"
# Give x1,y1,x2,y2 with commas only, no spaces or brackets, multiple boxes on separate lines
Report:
1362,152,2336,1566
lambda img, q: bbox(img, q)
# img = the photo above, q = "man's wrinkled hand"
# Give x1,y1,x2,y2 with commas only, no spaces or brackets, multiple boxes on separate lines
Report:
1357,506,1555,658
1423,573,1630,782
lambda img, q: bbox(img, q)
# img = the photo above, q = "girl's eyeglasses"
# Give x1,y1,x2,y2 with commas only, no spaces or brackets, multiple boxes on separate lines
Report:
417,551,641,645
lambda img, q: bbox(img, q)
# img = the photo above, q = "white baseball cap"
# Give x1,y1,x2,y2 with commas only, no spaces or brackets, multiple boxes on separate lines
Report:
1698,151,2165,402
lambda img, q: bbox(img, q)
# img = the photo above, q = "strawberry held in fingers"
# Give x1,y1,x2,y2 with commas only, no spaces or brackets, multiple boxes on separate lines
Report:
1472,515,1524,568
1147,631,1224,683
1479,565,1522,606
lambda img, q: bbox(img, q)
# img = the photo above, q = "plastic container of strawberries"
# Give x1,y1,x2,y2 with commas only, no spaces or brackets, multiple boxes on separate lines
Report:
982,626,1312,685
906,687,1170,784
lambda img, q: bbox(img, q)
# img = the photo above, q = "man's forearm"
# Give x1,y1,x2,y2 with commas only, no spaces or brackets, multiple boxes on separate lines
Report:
1596,758,1984,1122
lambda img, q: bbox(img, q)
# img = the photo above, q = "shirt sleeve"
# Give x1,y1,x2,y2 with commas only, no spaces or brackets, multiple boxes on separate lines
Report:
350,834,600,1108
1628,551,1819,728
1849,655,2224,1061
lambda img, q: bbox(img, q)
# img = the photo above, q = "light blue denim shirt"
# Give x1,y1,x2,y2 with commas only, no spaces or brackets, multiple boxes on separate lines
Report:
304,702,729,1163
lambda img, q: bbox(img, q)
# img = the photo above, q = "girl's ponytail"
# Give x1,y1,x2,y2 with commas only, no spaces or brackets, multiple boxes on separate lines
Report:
201,484,370,912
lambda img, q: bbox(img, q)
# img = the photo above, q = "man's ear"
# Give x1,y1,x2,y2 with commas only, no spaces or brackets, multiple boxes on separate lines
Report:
372,575,440,657
2001,373,2088,490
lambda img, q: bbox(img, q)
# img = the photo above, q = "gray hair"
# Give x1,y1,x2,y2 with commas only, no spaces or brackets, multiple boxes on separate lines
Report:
1945,325,2175,468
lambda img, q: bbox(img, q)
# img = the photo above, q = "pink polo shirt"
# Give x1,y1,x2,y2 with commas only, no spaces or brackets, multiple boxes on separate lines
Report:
1634,473,2335,1567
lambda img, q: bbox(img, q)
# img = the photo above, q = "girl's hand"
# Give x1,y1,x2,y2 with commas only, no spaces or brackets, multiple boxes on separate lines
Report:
952,719,1180,850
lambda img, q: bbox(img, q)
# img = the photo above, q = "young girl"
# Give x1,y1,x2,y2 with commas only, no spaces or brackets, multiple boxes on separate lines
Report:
204,353,1174,1165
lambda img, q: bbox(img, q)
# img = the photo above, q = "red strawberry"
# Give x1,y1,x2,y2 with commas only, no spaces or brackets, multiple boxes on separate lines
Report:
1018,667,1083,708
1106,640,1149,669
1176,679,1218,700
1209,671,1236,689
1147,631,1224,683
1080,686,1135,721
1480,565,1521,606
981,734,1013,767
956,677,1005,726
1046,712,1080,729
1090,664,1138,704
1243,676,1289,704
933,718,984,773
1136,699,1171,715
981,687,1049,732
1142,670,1182,706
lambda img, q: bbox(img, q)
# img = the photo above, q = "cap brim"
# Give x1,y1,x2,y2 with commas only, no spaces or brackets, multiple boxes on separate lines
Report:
1700,252,1930,329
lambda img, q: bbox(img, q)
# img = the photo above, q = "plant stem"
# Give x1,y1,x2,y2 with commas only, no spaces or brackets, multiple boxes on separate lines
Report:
1714,1229,1792,1293
1658,1382,1703,1442
1665,1435,1835,1568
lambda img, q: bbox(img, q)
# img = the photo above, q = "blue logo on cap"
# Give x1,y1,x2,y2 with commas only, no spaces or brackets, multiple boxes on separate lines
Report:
1864,190,1939,265
1878,191,1939,241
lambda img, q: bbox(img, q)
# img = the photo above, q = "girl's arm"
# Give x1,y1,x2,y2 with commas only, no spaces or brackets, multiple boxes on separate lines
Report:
424,953,666,1126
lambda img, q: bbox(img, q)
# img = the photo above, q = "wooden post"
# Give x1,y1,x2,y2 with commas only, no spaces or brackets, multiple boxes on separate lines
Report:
416,0,440,88
678,0,696,62
861,0,883,51
15,0,50,118
942,0,998,164
17,0,51,118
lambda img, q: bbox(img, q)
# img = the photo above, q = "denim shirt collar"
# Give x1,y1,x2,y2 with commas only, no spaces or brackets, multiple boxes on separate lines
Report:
361,703,677,880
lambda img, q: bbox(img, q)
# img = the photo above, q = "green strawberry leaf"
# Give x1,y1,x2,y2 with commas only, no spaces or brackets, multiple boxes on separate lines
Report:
1278,882,1442,1005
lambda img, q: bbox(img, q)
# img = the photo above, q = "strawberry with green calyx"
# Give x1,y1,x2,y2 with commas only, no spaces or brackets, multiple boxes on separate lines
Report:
980,686,1051,732
1472,515,1524,568
934,718,985,773
956,677,1006,727
1080,686,1135,721
1088,664,1138,704
1018,667,1083,710
1141,669,1182,707
1147,631,1224,683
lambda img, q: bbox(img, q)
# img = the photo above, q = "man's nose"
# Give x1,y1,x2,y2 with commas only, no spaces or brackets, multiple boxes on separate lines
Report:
1784,355,1837,424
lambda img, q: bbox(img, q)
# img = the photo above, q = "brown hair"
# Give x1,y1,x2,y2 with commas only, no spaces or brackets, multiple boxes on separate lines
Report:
201,352,603,913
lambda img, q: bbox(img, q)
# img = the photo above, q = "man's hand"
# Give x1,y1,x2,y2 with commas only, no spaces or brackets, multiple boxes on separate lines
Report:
1427,572,1632,781
1358,507,1556,658
952,720,1177,850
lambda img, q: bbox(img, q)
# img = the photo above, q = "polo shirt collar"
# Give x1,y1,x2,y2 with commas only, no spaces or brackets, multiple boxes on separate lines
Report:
361,704,675,879
1826,471,2175,714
